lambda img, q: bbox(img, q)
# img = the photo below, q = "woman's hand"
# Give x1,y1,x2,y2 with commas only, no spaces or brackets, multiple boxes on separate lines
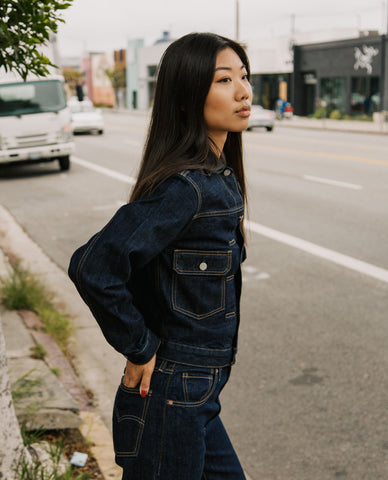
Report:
123,354,156,398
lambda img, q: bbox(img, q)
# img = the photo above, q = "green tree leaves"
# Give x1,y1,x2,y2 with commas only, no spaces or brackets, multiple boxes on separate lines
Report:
0,0,73,80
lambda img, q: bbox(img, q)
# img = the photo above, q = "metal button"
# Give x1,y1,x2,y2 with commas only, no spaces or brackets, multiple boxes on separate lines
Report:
199,262,208,271
223,169,231,176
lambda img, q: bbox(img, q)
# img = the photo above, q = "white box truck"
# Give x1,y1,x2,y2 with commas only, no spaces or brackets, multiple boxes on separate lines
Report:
0,70,74,171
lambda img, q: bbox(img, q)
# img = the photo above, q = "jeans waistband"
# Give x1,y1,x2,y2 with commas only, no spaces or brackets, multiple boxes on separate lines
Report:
157,340,236,368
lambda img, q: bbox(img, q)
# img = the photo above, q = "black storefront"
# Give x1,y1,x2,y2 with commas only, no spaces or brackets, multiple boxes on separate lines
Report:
250,73,292,110
292,35,388,117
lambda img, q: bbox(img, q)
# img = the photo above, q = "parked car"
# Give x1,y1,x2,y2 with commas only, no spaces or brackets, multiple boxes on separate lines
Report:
69,101,104,135
247,105,275,132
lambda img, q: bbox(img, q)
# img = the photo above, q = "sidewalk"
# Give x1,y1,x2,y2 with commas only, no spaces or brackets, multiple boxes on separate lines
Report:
0,207,122,480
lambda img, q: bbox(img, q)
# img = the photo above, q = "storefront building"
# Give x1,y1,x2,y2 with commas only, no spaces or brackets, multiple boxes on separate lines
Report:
293,35,388,117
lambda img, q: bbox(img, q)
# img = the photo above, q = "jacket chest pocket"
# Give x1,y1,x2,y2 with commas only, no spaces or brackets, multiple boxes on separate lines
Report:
172,250,231,320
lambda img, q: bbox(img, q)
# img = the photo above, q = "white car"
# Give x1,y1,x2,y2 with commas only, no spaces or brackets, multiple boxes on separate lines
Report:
69,101,104,135
247,105,275,132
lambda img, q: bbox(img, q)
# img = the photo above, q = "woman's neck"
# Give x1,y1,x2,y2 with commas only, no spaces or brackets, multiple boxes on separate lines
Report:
208,133,227,158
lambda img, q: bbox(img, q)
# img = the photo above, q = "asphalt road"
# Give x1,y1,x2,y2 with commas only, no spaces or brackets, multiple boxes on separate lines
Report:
1,112,387,480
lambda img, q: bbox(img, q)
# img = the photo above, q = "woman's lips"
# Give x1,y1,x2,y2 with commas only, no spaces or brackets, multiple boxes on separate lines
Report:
236,108,251,117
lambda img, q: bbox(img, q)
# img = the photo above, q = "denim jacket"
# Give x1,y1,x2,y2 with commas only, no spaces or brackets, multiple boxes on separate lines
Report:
68,165,246,368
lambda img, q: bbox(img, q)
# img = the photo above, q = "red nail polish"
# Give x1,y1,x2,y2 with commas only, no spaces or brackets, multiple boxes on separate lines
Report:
140,389,147,398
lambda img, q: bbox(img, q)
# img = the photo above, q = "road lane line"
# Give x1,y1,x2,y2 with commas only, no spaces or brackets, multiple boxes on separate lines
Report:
246,220,388,284
72,156,388,284
303,175,363,190
72,156,136,185
246,143,388,166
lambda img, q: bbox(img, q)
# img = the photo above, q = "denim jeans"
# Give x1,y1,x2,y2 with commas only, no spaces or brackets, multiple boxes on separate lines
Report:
112,359,246,479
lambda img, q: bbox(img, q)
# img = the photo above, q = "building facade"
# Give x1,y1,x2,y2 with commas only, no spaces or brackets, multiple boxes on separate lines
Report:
123,30,388,116
293,35,388,116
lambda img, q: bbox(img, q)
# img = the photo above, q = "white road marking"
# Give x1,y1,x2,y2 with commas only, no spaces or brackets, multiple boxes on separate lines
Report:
303,175,363,190
243,265,270,282
71,156,388,284
246,220,388,284
72,156,136,185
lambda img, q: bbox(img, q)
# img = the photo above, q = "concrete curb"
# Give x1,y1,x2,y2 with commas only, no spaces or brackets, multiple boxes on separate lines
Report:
79,411,121,480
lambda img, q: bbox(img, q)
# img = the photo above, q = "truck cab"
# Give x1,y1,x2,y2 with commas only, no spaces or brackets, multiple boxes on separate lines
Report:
0,72,74,171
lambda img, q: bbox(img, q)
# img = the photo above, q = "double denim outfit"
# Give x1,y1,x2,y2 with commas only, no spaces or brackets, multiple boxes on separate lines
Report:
69,165,246,479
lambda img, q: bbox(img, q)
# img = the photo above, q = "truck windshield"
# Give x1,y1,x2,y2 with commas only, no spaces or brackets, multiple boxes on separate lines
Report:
0,80,67,117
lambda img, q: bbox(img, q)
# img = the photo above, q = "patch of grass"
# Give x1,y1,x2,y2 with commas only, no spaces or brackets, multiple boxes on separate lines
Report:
31,343,47,360
36,306,74,351
16,428,102,480
16,441,92,480
12,370,42,404
11,370,45,416
0,262,73,353
50,367,60,377
0,262,50,311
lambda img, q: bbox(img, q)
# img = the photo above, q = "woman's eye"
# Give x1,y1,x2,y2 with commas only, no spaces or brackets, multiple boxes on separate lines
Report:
217,77,231,83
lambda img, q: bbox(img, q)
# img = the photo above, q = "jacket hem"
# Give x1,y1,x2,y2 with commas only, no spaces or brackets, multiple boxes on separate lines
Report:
157,340,236,367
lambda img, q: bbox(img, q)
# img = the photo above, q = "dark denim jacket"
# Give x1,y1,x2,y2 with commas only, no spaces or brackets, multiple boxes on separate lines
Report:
68,165,246,368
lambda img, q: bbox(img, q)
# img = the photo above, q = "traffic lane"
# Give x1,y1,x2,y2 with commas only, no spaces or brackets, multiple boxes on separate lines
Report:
244,150,388,270
248,126,388,161
72,127,144,178
244,136,388,189
0,159,132,272
222,232,388,479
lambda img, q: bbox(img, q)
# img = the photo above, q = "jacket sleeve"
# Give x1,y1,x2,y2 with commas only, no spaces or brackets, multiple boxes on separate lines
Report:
68,174,198,364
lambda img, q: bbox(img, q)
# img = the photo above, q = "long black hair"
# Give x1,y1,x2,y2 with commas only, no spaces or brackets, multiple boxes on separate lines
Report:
130,32,250,203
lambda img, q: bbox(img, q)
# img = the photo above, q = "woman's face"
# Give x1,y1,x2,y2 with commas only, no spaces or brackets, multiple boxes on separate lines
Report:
204,47,252,152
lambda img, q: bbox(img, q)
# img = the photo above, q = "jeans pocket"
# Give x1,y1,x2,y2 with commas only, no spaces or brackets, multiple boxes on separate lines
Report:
112,381,150,458
182,372,213,403
166,366,219,407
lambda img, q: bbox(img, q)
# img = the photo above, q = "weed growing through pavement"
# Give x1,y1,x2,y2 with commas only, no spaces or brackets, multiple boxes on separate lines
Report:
15,425,97,480
12,370,42,404
0,262,74,353
31,343,47,360
11,370,45,416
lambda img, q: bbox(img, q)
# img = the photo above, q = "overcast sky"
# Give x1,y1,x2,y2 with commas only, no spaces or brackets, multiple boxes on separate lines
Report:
57,0,387,57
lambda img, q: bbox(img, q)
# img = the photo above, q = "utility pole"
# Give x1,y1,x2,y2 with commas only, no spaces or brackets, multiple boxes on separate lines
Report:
382,0,388,34
290,13,295,46
385,0,388,35
235,0,240,42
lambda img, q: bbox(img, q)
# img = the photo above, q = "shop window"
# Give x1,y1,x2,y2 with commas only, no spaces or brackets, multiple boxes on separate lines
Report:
250,74,290,110
351,77,379,115
320,78,346,114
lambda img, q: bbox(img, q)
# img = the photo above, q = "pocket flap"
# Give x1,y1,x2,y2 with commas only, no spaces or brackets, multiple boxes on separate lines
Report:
173,250,231,275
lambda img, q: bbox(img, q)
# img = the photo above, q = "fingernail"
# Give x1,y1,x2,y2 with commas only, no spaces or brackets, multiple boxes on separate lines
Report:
140,389,147,398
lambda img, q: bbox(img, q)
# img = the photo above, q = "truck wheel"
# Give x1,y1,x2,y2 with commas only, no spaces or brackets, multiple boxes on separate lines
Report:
58,155,70,171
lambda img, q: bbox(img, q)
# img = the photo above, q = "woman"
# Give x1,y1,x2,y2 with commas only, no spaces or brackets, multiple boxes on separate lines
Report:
69,32,252,480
